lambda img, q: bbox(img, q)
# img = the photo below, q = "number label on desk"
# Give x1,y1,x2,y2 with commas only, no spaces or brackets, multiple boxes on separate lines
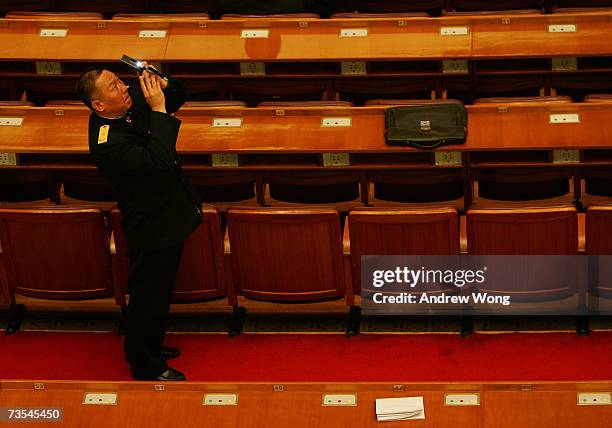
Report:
213,118,243,127
549,24,577,33
549,113,580,124
39,28,68,37
241,29,269,38
321,117,352,127
340,28,368,37
577,392,612,406
139,30,167,38
322,394,357,406
440,27,469,36
0,117,23,126
82,393,117,405
203,394,238,406
445,393,480,406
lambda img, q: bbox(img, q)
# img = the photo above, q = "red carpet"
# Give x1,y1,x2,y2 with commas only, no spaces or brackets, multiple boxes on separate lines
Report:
1,331,611,382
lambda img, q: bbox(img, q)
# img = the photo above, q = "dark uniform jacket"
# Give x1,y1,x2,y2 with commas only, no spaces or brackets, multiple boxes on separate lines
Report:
88,78,202,251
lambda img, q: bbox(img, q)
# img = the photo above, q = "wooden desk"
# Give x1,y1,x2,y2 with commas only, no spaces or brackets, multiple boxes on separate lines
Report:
0,12,611,61
167,17,471,61
0,20,169,61
3,103,612,154
467,102,612,150
472,11,612,58
1,102,611,210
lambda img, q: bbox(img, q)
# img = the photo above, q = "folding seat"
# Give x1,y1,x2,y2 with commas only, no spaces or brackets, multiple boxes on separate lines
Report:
467,206,578,255
257,101,354,107
185,170,258,213
14,77,81,106
226,79,328,106
182,100,248,107
260,170,363,212
218,0,314,16
0,102,56,204
0,170,54,204
178,101,257,212
110,206,230,318
584,93,612,103
44,100,84,106
220,13,320,19
553,6,612,12
4,11,103,19
0,206,119,333
467,206,581,313
56,171,117,211
56,1,143,15
446,1,546,12
0,1,51,15
45,102,117,207
39,98,118,206
340,0,444,14
183,80,223,102
585,206,612,313
331,12,430,18
358,99,466,208
443,8,543,15
0,82,12,100
152,0,218,15
470,96,576,206
265,61,337,76
334,78,436,106
565,95,612,203
468,76,546,103
552,74,612,102
555,1,612,8
227,207,358,334
347,207,460,297
581,95,612,202
249,99,362,209
473,95,572,104
112,12,211,20
0,100,34,106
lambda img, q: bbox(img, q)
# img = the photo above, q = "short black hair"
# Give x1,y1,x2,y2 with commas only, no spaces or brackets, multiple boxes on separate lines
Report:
75,67,104,110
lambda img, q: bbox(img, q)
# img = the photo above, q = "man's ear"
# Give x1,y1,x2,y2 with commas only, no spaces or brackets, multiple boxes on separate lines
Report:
91,99,104,113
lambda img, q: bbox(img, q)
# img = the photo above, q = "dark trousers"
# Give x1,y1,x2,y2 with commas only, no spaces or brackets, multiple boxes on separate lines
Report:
124,242,184,378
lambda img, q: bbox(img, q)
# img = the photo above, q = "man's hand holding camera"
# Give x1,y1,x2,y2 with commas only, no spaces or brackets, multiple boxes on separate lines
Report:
140,71,166,113
139,62,167,113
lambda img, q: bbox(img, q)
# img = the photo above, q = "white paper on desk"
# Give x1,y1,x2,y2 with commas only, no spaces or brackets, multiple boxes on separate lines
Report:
376,396,425,421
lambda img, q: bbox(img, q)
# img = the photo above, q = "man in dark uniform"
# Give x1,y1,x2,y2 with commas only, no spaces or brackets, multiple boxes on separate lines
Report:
76,65,201,381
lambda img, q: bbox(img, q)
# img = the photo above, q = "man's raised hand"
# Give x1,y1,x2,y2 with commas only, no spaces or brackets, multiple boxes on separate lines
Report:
140,71,166,113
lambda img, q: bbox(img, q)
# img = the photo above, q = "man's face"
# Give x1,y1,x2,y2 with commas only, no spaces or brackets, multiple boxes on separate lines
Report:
92,70,132,117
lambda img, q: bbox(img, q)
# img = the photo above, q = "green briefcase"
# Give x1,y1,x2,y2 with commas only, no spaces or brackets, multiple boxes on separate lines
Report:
384,103,467,149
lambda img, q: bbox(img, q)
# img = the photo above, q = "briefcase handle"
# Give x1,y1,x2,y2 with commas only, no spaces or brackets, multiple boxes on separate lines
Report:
408,140,446,150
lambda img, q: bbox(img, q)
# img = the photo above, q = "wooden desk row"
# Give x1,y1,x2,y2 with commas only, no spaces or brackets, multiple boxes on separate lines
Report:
1,11,612,61
1,103,612,154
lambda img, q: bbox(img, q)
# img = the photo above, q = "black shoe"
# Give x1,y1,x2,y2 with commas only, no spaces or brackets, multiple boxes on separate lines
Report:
161,346,181,360
156,367,186,381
